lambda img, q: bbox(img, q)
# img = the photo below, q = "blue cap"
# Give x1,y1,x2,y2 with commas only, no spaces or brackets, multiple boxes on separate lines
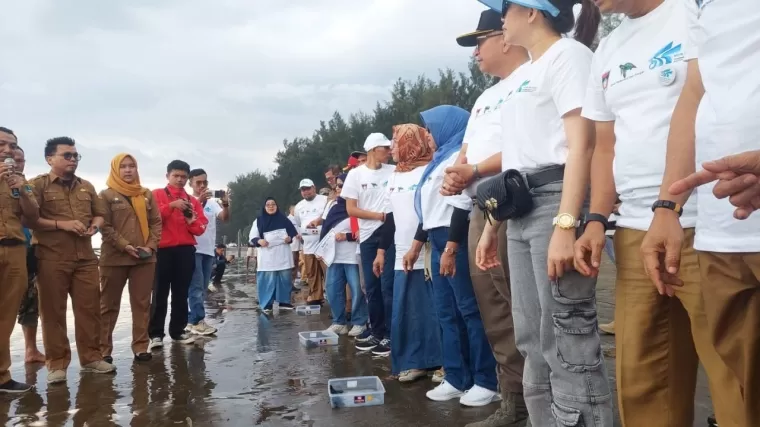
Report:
477,0,560,18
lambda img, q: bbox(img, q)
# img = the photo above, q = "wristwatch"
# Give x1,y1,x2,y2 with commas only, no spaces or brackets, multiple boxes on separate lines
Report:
584,213,609,230
472,164,482,180
651,200,683,217
552,213,581,230
444,247,457,255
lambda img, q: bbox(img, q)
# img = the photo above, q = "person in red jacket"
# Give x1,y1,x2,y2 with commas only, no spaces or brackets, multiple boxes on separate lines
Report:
148,160,208,349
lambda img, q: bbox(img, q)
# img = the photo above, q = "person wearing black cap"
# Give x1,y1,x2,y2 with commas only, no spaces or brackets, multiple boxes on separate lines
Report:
441,8,530,427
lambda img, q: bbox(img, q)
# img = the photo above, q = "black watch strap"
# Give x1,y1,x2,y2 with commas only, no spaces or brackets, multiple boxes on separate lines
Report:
651,200,683,217
585,213,609,230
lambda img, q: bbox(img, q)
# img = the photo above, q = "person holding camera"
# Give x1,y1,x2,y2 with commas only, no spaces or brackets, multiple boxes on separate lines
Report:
148,160,208,350
187,168,229,335
99,153,162,363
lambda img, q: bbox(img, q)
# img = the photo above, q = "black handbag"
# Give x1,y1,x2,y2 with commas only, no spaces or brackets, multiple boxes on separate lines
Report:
475,169,535,222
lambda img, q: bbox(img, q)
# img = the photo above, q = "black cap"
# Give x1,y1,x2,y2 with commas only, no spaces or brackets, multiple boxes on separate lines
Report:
456,10,503,47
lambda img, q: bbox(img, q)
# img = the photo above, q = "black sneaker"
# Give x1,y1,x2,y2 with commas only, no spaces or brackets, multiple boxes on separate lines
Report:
355,328,373,342
0,379,32,394
355,336,381,351
134,353,152,362
707,414,718,427
103,356,113,364
371,339,391,356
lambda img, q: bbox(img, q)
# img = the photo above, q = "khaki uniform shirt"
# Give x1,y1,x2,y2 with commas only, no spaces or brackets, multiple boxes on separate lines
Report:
0,180,31,243
98,188,162,267
29,173,107,261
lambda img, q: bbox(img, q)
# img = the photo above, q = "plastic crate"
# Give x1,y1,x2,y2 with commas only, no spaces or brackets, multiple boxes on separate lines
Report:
295,305,321,316
298,330,339,348
328,376,386,408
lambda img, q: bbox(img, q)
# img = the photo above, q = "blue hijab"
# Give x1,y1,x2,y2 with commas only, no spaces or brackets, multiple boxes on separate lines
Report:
255,197,298,241
320,173,349,240
413,105,471,221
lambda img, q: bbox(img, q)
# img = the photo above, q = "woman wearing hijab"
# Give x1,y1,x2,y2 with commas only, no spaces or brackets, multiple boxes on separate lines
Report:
321,174,369,336
373,124,442,380
248,197,299,313
404,105,498,406
99,153,162,362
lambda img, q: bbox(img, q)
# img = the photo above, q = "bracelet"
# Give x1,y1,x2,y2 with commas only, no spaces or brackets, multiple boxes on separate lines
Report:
472,164,481,180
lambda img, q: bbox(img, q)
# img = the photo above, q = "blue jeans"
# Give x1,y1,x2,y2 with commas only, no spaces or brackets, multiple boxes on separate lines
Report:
429,227,498,392
359,235,395,339
604,236,616,263
391,269,442,375
256,269,292,309
325,263,368,326
188,253,214,325
507,182,612,426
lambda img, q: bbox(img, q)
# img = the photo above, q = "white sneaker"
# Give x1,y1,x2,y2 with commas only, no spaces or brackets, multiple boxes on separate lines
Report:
426,381,464,402
348,325,366,337
189,320,218,336
327,324,349,335
184,323,192,332
208,283,218,293
459,384,501,407
148,338,163,351
173,333,196,344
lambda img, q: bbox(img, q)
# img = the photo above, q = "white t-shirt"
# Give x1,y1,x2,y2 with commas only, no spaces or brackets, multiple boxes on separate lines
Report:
248,220,294,272
294,195,328,254
386,167,427,271
462,69,526,197
501,38,593,172
287,214,301,252
581,0,696,231
320,207,358,264
420,152,473,231
687,0,760,252
341,164,395,243
194,199,224,256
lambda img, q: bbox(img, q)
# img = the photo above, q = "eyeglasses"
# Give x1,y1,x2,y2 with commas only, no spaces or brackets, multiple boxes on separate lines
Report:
336,184,343,189
57,153,82,162
476,31,504,47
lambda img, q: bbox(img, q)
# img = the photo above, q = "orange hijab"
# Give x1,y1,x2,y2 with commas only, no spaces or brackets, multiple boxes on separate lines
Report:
106,154,149,243
392,124,436,172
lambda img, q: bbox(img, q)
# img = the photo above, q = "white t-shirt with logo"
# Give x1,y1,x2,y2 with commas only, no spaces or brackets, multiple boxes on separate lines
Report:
462,69,526,197
287,214,301,252
386,167,427,271
582,0,696,231
420,152,473,231
248,220,293,272
194,199,223,256
294,195,328,254
320,208,358,264
501,38,593,172
686,0,760,252
341,164,395,243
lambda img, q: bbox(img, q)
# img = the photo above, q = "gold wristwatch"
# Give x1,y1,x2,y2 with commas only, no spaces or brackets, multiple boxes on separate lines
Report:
552,213,580,230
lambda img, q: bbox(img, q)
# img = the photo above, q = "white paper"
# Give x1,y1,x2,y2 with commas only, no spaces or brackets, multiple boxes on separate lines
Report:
347,380,358,388
314,229,336,266
263,229,288,247
310,332,316,338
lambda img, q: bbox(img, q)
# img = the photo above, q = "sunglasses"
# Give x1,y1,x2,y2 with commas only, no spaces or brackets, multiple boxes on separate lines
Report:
336,184,344,189
57,153,82,161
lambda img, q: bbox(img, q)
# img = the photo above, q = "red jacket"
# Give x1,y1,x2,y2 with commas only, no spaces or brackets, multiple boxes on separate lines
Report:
152,186,208,248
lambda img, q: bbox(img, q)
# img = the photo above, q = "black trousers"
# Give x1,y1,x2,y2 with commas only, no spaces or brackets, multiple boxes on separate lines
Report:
211,261,226,285
149,245,195,340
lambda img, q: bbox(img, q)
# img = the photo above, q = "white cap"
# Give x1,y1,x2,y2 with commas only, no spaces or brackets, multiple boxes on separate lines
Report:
298,178,315,189
363,133,391,152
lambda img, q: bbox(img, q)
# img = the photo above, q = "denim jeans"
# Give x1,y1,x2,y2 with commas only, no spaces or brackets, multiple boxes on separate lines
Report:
506,182,613,426
604,236,615,263
391,269,442,375
188,253,214,325
359,234,395,339
325,263,368,326
256,269,292,309
429,227,498,392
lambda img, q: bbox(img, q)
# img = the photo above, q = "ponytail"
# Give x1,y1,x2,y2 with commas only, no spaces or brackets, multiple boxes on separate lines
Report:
546,0,601,48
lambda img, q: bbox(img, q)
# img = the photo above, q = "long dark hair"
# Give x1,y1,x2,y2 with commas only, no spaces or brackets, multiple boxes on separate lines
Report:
547,0,601,48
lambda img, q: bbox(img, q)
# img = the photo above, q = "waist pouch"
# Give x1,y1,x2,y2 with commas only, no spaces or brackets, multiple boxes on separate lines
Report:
476,165,566,223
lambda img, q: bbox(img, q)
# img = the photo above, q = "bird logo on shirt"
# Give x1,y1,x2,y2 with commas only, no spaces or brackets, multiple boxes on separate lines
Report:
361,184,368,190
619,63,637,78
649,42,683,69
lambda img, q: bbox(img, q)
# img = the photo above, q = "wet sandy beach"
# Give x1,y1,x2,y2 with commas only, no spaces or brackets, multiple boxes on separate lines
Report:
1,260,714,426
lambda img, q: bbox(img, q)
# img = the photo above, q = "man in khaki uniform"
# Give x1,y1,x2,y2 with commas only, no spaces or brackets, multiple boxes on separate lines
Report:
29,137,115,384
0,127,38,393
99,153,162,363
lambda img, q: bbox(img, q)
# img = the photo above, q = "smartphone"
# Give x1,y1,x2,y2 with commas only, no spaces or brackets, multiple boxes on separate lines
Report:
213,190,225,199
137,248,152,259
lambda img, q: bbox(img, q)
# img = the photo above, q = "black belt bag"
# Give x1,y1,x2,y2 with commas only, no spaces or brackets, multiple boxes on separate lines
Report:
476,165,565,222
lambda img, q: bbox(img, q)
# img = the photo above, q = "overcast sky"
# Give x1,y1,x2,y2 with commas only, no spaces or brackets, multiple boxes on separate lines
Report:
1,0,489,191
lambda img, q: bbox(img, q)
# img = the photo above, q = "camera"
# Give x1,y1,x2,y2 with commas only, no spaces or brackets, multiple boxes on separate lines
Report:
182,206,194,219
213,189,226,199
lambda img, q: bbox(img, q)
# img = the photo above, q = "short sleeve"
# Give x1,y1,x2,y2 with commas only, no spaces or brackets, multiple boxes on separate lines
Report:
550,42,593,117
212,200,224,218
581,45,616,122
341,168,360,200
460,107,479,147
440,153,473,211
249,220,260,241
683,0,701,61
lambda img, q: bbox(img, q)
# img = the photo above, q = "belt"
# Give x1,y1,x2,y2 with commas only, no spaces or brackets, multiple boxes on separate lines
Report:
525,165,565,189
0,238,25,247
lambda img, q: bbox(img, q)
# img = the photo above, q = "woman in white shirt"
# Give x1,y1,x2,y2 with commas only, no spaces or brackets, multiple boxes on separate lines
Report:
406,105,499,407
476,0,612,424
373,123,442,382
321,174,368,337
248,198,298,313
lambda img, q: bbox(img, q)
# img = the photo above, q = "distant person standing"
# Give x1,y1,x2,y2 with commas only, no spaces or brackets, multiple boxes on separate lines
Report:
293,179,328,305
29,137,115,384
287,205,301,284
99,153,162,363
187,169,229,336
148,160,208,350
